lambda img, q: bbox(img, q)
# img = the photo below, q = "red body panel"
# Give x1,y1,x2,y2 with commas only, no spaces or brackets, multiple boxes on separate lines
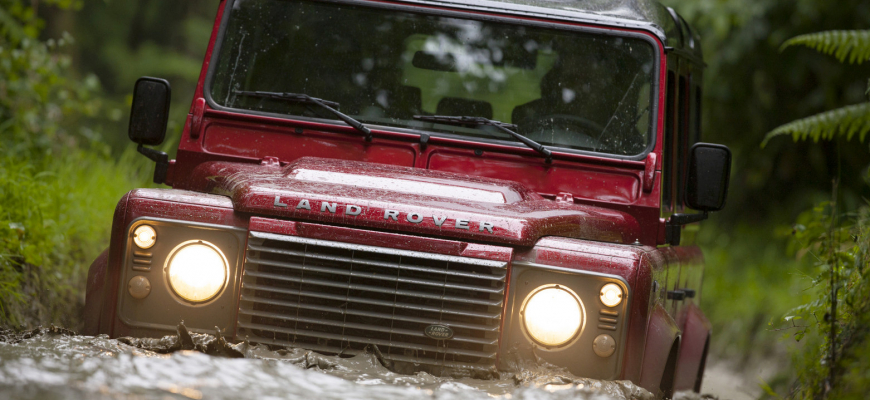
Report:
179,158,643,246
87,0,712,395
639,303,682,391
83,249,108,335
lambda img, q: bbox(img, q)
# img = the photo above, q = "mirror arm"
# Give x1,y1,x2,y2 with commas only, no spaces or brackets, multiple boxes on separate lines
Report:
665,211,708,246
670,212,708,226
137,144,169,185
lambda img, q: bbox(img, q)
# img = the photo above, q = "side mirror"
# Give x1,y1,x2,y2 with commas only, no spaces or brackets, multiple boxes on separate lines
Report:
685,143,731,211
129,77,171,146
666,143,731,246
130,77,171,185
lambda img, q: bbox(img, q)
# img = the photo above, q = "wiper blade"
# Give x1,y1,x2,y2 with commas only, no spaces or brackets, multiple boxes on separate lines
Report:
413,115,552,163
234,90,372,141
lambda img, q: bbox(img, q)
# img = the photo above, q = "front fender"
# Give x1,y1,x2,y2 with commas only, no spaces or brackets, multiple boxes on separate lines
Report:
82,248,109,336
674,303,712,391
638,303,681,392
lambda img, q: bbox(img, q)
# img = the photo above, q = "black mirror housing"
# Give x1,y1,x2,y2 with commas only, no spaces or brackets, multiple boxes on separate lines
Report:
685,143,731,212
129,77,171,146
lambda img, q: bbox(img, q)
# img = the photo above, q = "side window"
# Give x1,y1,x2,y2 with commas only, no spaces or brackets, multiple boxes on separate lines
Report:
662,71,676,212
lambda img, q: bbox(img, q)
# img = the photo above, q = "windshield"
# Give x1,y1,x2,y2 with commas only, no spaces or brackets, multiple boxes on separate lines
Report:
209,0,657,157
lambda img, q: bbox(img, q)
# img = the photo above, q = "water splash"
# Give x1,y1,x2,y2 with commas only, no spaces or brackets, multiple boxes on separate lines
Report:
0,324,654,400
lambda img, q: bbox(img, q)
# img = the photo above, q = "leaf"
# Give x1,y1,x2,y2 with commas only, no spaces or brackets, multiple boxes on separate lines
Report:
758,377,782,398
781,30,870,64
762,102,870,147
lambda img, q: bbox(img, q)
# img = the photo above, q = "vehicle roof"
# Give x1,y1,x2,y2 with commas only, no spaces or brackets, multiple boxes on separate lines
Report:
390,0,702,58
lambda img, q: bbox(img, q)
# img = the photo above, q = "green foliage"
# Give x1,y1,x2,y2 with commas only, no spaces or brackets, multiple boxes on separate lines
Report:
0,151,147,327
62,0,217,154
0,0,150,328
762,102,870,147
781,30,870,65
754,22,870,399
825,208,870,399
0,1,102,156
697,220,813,360
775,203,870,398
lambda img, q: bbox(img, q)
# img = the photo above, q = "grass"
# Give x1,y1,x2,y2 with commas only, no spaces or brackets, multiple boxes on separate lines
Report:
0,147,151,329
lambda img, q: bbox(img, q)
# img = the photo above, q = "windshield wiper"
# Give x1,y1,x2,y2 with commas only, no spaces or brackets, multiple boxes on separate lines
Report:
234,90,372,141
413,115,552,163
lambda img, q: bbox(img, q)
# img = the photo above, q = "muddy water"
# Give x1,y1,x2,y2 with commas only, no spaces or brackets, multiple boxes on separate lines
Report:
0,325,658,400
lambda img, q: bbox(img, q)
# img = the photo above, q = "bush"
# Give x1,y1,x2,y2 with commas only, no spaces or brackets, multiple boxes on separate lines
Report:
0,151,147,327
0,1,150,328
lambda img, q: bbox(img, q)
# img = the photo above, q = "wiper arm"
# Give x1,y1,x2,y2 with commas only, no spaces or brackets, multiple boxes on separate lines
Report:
413,115,552,163
234,90,372,141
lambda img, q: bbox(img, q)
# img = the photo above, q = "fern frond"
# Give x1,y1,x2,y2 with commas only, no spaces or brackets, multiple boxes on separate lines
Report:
781,30,870,64
761,102,870,147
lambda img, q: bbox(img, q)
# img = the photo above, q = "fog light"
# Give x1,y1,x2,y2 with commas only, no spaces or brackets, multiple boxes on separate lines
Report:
600,283,623,307
592,334,616,357
133,225,157,249
522,285,584,347
128,276,151,299
166,240,228,303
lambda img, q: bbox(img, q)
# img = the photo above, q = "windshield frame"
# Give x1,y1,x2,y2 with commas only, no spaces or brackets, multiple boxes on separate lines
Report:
203,0,662,161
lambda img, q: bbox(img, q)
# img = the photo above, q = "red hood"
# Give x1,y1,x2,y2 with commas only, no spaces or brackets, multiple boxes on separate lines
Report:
185,157,641,247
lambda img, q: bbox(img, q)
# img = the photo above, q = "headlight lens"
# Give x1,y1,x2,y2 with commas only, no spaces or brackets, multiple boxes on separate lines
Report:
522,285,583,347
133,225,157,249
599,283,623,307
167,241,228,303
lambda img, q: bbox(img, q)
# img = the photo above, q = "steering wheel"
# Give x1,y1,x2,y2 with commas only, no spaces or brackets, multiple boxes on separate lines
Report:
518,114,605,149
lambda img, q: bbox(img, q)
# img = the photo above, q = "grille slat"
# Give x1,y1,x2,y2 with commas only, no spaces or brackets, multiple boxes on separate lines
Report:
239,294,500,331
247,255,505,294
237,321,497,358
249,243,506,281
238,307,498,346
243,263,503,305
240,283,502,319
236,231,508,372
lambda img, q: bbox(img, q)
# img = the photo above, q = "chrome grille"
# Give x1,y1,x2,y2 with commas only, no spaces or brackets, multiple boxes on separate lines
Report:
236,231,508,372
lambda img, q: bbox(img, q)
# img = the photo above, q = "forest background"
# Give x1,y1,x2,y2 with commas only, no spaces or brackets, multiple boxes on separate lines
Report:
1,0,869,398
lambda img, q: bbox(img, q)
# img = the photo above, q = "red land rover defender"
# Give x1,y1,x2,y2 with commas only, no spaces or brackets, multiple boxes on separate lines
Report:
83,0,731,396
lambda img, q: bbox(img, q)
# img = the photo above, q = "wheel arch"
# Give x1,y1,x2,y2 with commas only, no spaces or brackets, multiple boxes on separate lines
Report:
674,303,713,391
659,336,681,398
638,303,682,394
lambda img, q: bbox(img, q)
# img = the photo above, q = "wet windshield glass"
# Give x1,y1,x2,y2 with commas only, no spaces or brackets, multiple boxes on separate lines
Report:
209,0,657,156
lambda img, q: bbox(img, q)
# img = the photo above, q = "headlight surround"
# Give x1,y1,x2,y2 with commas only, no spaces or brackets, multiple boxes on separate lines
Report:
166,240,228,303
521,285,585,347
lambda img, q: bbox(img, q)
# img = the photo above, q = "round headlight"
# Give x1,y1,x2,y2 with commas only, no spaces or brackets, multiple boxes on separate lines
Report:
166,241,228,303
133,225,157,249
599,283,623,307
521,285,584,347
